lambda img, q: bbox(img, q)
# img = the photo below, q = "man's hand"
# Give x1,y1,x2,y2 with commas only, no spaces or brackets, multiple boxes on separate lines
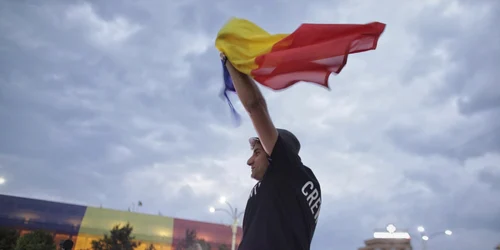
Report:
221,53,243,76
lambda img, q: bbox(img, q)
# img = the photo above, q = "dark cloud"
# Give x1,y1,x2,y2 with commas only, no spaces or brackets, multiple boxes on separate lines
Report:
478,166,500,191
389,0,500,161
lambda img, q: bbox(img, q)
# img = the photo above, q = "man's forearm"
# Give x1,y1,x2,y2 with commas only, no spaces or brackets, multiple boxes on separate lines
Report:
223,57,278,155
226,61,268,113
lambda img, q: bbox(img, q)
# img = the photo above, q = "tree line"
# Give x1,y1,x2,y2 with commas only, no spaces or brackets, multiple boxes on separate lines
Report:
0,224,230,250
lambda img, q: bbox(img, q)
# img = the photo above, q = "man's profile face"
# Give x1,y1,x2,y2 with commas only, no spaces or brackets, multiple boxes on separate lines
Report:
247,141,269,181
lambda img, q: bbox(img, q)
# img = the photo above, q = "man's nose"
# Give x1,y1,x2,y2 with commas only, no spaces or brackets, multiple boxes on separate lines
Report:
247,157,253,166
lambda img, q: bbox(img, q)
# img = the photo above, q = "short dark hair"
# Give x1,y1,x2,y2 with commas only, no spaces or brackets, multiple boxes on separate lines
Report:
249,129,301,154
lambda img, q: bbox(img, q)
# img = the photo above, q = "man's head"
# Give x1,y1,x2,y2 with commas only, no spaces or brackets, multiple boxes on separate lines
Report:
247,129,300,181
247,137,269,181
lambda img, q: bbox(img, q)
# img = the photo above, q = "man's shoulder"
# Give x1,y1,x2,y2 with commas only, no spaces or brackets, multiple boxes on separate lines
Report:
302,165,320,184
270,132,299,159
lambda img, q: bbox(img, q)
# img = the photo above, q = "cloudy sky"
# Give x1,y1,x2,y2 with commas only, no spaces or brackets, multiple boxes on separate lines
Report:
1,0,499,249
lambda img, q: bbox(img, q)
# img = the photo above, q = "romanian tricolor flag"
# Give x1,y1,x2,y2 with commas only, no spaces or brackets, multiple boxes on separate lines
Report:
216,18,386,122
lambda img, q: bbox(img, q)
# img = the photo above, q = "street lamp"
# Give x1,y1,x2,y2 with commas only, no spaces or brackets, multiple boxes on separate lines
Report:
417,226,452,250
0,177,5,185
209,196,244,250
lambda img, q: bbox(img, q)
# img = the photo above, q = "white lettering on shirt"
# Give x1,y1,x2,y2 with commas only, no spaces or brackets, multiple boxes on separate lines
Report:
301,181,321,224
248,182,261,199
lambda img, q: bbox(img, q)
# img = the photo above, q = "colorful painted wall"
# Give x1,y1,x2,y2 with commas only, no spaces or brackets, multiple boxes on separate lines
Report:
0,194,242,250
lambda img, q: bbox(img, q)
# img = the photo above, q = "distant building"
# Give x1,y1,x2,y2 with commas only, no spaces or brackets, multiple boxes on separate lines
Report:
0,194,242,250
358,238,412,250
358,224,412,250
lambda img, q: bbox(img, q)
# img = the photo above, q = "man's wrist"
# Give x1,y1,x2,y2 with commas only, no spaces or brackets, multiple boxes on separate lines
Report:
220,52,229,65
221,52,249,79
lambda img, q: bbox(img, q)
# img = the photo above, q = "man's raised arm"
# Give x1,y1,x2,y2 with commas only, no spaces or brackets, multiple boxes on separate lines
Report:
223,55,278,155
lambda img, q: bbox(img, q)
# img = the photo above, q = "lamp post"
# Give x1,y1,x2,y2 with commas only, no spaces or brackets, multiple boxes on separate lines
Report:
209,196,244,250
417,226,452,250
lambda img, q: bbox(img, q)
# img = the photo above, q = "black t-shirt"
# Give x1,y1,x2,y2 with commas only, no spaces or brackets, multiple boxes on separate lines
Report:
238,135,322,250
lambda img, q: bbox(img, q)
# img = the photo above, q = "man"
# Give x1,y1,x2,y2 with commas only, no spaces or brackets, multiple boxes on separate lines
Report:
222,54,322,250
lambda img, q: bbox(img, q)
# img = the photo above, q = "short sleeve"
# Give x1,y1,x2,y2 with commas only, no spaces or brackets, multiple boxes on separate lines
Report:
268,135,302,174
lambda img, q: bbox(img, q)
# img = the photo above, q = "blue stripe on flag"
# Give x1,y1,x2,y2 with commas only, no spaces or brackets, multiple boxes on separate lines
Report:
220,59,241,126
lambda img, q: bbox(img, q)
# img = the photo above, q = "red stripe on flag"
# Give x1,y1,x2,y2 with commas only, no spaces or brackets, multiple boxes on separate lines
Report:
251,22,386,90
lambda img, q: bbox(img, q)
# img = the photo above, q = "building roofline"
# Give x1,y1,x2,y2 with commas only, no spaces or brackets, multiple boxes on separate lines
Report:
0,193,238,228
